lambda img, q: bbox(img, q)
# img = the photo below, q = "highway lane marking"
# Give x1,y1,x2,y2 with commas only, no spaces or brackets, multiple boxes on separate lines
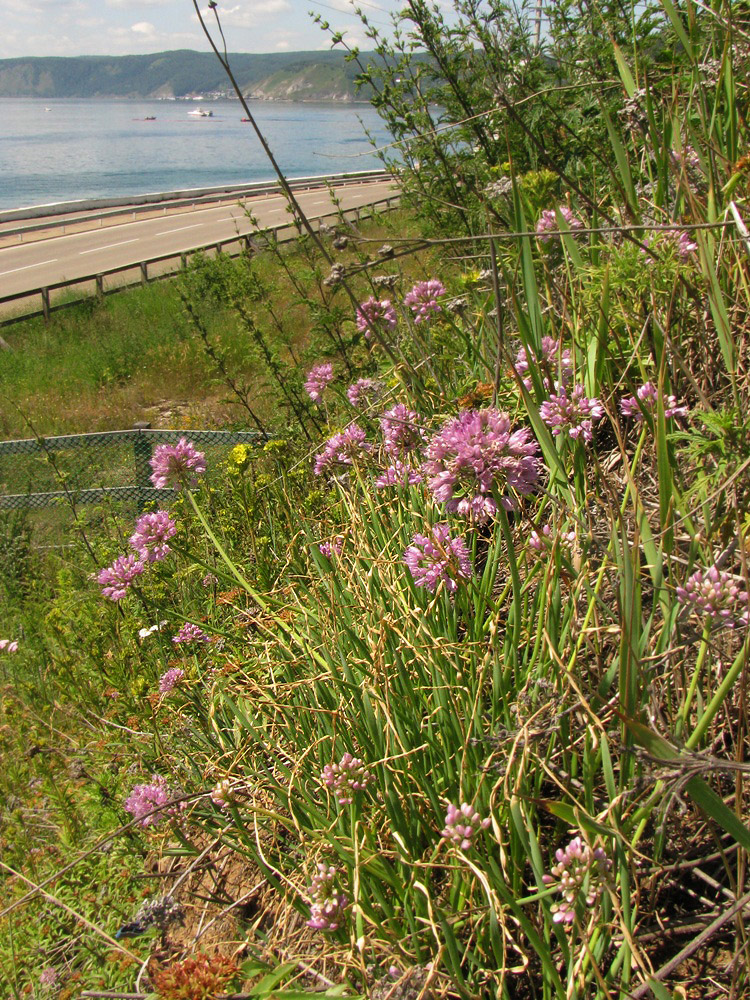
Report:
155,224,204,236
0,258,58,276
79,239,139,255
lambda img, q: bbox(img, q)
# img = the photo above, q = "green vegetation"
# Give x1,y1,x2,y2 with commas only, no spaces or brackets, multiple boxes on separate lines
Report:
3,2,750,998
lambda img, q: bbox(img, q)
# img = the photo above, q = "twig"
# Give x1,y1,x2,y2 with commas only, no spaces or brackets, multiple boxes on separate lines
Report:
631,887,750,997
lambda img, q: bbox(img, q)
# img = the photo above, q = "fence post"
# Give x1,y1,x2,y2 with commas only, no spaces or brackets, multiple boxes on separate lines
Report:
41,287,50,322
132,422,153,513
140,262,148,285
95,274,104,300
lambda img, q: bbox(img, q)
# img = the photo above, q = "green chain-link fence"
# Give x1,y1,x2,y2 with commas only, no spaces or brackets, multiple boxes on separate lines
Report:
0,426,258,512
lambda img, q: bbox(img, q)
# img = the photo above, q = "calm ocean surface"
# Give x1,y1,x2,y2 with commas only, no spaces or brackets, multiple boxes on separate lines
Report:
0,98,394,211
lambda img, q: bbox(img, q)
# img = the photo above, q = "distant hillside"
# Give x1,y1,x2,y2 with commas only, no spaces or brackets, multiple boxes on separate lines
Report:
0,50,374,102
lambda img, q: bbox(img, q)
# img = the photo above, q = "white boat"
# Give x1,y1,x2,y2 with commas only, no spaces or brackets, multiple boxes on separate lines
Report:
188,108,213,117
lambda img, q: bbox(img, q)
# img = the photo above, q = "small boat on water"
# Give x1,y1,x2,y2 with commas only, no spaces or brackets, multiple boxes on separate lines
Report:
144,116,156,121
188,108,213,117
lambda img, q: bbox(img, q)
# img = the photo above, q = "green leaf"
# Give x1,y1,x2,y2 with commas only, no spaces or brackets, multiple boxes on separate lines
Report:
623,718,750,851
659,0,694,61
611,41,636,97
646,977,675,1000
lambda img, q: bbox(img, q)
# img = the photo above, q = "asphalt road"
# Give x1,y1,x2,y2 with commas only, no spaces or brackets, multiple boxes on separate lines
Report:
0,179,396,299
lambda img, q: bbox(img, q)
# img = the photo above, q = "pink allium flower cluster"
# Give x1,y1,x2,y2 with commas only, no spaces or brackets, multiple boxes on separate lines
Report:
129,510,176,563
375,461,423,489
202,572,218,588
670,146,701,171
210,778,236,809
346,378,382,408
676,230,698,259
313,424,371,477
39,967,58,989
381,403,422,457
307,864,349,931
676,565,750,628
515,336,573,391
540,384,605,443
319,535,344,559
124,774,181,828
172,622,210,644
149,438,206,490
356,297,397,339
440,802,491,850
529,523,577,557
536,205,584,243
404,523,473,594
0,639,19,654
98,553,144,601
404,279,446,323
159,667,184,694
321,753,374,805
304,362,334,403
620,382,688,421
423,408,539,521
542,836,612,925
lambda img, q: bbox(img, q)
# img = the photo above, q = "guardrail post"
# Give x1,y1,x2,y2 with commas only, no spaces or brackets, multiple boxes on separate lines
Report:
132,423,153,513
140,262,148,285
95,275,104,300
41,287,50,322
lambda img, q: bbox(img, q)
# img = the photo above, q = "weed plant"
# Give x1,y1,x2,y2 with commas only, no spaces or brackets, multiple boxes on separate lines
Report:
2,1,750,998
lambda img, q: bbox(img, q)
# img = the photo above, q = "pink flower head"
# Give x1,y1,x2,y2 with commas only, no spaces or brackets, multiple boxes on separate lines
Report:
536,205,584,243
307,864,349,931
539,384,604,443
159,667,184,694
321,752,374,805
375,460,423,489
676,565,750,628
149,438,206,490
676,230,698,259
0,639,19,654
346,378,382,408
124,774,182,828
440,802,491,850
356,297,397,340
313,424,371,477
515,336,573,391
172,622,210,645
98,553,144,601
619,381,688,421
529,522,577,557
318,535,344,559
542,835,612,925
39,968,58,989
304,362,334,403
423,408,539,521
404,279,446,324
129,510,176,563
381,403,423,457
210,779,236,809
404,523,473,594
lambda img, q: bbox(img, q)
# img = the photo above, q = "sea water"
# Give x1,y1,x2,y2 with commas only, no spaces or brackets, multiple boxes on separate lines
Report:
0,98,395,211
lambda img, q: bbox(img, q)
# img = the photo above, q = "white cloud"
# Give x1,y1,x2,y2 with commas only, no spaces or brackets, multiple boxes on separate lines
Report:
198,1,290,29
107,0,171,6
275,39,290,49
131,21,158,37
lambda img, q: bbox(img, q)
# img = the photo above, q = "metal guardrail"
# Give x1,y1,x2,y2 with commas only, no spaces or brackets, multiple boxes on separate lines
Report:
0,426,259,511
0,169,392,231
0,194,401,329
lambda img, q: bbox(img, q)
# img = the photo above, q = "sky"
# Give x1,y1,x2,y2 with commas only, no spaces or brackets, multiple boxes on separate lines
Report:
0,0,403,59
